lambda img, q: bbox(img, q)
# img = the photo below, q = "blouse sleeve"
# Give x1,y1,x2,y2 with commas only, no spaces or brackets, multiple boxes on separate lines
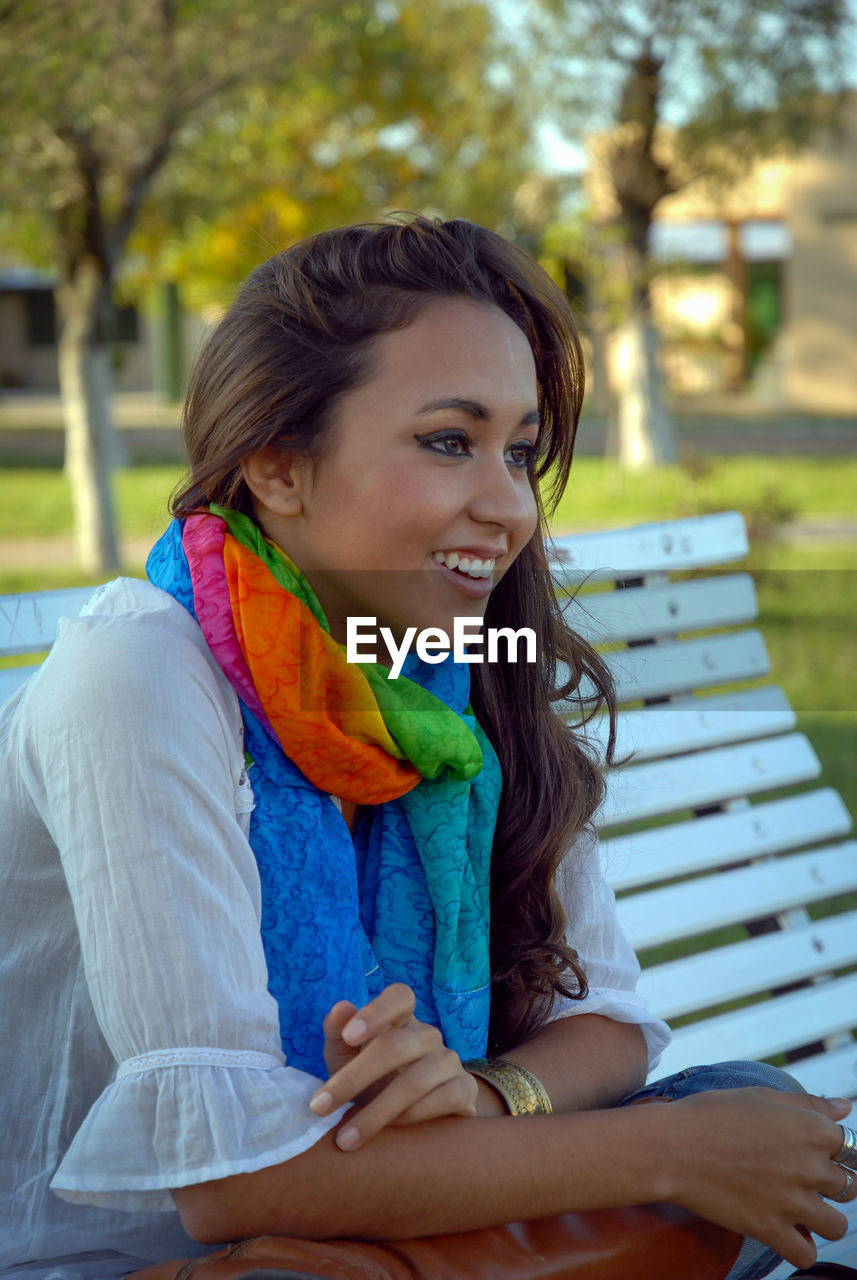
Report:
548,826,672,1074
19,580,345,1212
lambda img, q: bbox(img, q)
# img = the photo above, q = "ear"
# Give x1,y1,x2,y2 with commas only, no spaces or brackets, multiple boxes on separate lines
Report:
240,446,310,518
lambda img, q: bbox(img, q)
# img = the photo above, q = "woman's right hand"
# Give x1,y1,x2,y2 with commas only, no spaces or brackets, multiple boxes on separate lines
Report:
310,984,479,1151
662,1088,854,1270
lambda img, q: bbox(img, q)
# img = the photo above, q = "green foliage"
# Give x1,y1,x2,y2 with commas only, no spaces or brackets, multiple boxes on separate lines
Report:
0,0,543,304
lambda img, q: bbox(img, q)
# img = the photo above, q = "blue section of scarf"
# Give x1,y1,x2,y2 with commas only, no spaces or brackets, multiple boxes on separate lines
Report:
147,520,502,1077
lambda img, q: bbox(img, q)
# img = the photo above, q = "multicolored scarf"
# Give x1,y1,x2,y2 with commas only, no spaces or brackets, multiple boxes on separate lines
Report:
146,508,502,1076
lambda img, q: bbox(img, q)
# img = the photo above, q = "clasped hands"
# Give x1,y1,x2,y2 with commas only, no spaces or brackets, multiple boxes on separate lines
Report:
309,982,487,1152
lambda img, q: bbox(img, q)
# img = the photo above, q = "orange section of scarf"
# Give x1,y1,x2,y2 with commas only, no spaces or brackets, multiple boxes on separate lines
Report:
222,531,421,804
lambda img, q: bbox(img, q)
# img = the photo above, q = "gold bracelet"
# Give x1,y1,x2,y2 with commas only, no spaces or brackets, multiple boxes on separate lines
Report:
463,1057,553,1116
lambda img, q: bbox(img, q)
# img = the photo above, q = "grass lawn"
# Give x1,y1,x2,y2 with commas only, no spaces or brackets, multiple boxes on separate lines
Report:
548,454,857,530
0,462,182,543
1,454,856,544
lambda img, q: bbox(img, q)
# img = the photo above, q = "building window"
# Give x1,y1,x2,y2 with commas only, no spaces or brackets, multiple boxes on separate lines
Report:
23,290,139,346
115,304,139,343
25,291,57,346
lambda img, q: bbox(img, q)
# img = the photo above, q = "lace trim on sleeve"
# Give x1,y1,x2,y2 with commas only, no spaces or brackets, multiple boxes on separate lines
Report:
116,1047,283,1077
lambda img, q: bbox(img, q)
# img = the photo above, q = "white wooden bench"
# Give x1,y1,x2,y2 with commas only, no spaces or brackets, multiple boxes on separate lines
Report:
549,510,856,1272
2,511,855,1271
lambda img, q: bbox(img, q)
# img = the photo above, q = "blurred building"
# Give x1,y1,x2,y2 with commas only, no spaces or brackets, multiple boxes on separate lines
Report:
590,92,857,412
0,273,199,401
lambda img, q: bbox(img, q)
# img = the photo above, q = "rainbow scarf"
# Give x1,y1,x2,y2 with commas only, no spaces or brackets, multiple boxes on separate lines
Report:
146,509,502,1076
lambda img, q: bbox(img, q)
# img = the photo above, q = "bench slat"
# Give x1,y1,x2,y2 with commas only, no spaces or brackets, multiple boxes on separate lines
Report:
638,911,857,1019
602,789,853,890
599,732,821,827
784,1044,857,1099
565,573,758,644
0,587,94,656
602,629,771,703
550,510,749,581
655,972,857,1076
616,842,857,950
578,686,796,764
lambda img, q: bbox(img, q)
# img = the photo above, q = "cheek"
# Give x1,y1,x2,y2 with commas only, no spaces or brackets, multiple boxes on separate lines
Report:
519,485,540,544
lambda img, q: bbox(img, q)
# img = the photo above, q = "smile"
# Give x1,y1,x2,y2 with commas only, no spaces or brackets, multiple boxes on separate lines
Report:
430,550,495,579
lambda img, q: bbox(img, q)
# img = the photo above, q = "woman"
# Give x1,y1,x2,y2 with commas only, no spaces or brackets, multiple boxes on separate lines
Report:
1,216,854,1280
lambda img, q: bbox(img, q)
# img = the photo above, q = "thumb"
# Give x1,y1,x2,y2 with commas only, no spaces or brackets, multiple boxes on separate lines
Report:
807,1095,853,1120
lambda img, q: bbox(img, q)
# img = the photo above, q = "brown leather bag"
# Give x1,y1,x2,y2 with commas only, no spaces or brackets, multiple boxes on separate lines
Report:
128,1204,742,1280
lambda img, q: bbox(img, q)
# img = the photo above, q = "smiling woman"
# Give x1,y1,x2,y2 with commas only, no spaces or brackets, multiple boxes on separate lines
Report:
2,216,855,1280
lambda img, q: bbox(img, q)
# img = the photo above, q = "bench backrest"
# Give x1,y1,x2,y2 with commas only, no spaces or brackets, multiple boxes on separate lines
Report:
3,513,856,1098
550,510,857,1099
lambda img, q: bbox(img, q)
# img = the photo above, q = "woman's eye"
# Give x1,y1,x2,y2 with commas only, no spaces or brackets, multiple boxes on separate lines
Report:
415,432,472,457
506,441,537,469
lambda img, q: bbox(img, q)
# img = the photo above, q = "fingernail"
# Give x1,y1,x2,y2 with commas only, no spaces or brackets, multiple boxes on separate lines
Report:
828,1097,851,1108
342,1018,367,1045
336,1125,360,1151
309,1090,333,1115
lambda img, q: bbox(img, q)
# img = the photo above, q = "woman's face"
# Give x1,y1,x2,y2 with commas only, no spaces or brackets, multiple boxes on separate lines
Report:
248,296,541,647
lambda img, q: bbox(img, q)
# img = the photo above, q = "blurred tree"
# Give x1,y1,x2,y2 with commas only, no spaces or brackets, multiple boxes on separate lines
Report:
129,0,543,305
533,0,853,466
0,0,539,570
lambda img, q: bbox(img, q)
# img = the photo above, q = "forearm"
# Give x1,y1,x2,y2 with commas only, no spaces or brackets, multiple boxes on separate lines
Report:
174,1100,671,1244
477,1014,649,1115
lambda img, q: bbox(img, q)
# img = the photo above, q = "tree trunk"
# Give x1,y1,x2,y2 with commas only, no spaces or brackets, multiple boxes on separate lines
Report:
614,310,677,468
56,259,121,573
609,230,678,469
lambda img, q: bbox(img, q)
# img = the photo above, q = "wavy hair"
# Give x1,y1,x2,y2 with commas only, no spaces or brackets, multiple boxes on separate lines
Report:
171,214,617,1053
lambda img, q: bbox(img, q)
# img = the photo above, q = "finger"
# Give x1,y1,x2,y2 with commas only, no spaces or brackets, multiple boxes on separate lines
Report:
808,1197,849,1244
323,1020,443,1113
334,1050,475,1150
340,983,417,1047
319,1000,362,1083
322,1000,358,1042
781,1224,817,1272
824,1163,857,1204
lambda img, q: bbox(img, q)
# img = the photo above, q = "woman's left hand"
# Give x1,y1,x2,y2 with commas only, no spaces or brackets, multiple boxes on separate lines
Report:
309,983,479,1151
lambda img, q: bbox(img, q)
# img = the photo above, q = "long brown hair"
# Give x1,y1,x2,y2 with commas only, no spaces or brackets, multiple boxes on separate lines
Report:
171,214,616,1053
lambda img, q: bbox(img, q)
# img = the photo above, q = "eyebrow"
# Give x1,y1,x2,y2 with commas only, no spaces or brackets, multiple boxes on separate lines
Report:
415,397,541,428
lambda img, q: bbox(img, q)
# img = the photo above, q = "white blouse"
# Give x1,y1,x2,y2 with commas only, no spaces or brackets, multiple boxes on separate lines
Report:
0,578,670,1280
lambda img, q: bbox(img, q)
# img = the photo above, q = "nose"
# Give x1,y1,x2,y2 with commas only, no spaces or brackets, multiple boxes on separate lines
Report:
466,451,538,541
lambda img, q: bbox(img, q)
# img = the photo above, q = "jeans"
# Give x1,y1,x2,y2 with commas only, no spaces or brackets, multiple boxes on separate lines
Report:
619,1059,807,1280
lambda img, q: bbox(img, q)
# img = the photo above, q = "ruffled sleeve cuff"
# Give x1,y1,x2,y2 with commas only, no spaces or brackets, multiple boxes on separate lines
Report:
50,1048,347,1212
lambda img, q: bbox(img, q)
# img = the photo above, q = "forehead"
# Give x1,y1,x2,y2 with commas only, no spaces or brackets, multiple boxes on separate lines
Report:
353,297,538,409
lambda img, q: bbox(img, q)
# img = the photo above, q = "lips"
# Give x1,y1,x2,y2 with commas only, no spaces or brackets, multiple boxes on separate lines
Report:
429,555,494,599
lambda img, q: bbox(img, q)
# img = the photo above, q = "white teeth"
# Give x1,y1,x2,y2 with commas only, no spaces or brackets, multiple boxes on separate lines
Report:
431,551,495,579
